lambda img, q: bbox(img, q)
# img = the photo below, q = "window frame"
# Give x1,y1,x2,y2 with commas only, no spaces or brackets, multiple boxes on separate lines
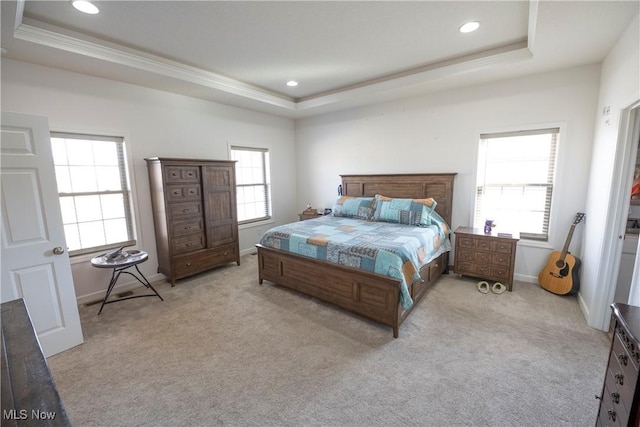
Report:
229,145,272,225
473,126,560,242
50,132,136,257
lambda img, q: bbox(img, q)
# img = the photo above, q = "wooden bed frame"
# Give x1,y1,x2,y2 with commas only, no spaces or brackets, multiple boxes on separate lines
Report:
256,173,456,338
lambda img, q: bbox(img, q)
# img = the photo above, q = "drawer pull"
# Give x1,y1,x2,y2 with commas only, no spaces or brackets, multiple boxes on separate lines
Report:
186,262,192,266
617,353,628,366
184,226,191,230
615,373,624,385
607,409,617,422
610,391,620,404
182,209,190,213
185,243,192,247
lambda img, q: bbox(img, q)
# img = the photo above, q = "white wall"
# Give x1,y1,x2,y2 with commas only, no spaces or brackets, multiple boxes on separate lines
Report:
581,15,640,330
295,64,601,283
1,58,297,303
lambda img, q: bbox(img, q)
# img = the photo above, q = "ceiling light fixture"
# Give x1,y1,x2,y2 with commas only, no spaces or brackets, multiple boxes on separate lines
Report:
286,81,298,87
459,21,480,33
72,0,99,15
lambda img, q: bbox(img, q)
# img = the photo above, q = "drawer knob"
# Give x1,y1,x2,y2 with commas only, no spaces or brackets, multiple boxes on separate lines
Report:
615,373,624,385
618,353,628,366
186,243,192,247
224,252,228,256
608,409,617,422
610,391,620,404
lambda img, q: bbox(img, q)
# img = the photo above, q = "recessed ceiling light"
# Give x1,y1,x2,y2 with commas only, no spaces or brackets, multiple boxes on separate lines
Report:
459,21,480,33
286,81,298,87
72,0,99,14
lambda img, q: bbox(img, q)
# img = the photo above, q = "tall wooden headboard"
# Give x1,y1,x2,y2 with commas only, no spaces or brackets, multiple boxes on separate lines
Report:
341,173,456,226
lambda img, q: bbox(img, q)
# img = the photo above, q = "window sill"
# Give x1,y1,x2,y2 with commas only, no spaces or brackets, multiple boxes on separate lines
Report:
239,218,274,230
515,238,554,250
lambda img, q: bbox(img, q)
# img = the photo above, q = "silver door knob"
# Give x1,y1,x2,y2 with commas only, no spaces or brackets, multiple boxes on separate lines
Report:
53,246,65,255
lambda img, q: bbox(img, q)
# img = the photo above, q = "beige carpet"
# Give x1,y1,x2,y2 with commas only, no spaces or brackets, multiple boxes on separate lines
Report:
48,253,610,426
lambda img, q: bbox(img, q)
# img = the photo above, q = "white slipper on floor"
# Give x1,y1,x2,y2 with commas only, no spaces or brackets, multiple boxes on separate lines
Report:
477,281,490,294
491,282,507,294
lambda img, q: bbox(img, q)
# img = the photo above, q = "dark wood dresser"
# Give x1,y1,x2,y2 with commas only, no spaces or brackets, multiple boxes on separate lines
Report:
597,303,640,426
146,158,240,286
1,299,71,426
453,227,519,291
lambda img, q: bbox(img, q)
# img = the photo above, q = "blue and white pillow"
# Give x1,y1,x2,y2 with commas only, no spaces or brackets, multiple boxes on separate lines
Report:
332,196,376,220
372,195,437,226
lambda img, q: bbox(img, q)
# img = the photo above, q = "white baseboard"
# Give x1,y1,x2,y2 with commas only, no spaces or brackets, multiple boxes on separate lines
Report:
514,273,538,284
76,272,166,306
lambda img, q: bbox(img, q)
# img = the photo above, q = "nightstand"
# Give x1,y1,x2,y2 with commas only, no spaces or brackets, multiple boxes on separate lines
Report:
453,226,519,291
298,210,322,221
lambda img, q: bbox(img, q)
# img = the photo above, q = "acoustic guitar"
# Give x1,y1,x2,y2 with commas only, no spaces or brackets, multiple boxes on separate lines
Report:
538,213,586,295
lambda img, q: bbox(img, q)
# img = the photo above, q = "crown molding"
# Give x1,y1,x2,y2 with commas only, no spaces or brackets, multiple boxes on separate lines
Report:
9,0,538,116
14,19,297,111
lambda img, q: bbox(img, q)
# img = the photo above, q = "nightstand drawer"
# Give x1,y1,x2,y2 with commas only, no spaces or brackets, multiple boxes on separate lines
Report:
491,253,511,267
475,251,492,264
493,241,513,253
457,236,476,249
457,249,475,262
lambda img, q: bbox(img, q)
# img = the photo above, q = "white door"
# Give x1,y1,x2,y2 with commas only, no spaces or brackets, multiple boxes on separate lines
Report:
1,111,83,357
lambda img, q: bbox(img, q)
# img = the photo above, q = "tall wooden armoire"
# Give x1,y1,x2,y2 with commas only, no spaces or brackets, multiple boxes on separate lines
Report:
145,157,240,286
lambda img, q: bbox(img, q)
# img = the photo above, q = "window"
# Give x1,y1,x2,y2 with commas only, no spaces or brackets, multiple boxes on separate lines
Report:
230,146,271,224
51,133,135,255
474,128,559,241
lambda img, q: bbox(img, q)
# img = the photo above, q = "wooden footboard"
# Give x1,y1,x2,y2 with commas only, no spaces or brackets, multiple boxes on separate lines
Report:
257,244,448,337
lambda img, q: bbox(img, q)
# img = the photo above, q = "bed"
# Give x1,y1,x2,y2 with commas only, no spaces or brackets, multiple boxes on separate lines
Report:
256,173,456,337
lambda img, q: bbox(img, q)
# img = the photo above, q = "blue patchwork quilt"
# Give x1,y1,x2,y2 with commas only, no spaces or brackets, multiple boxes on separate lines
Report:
259,215,451,309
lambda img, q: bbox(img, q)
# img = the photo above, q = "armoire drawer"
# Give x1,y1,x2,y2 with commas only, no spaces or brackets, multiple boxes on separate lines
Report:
171,217,204,237
166,185,201,202
173,244,238,278
165,166,200,183
172,234,205,255
169,201,203,219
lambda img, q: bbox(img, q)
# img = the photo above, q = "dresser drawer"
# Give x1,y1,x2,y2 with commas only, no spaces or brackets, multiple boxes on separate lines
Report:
165,166,200,183
601,380,624,427
172,234,205,255
605,365,631,427
169,201,203,219
166,184,201,202
171,217,204,238
611,333,639,395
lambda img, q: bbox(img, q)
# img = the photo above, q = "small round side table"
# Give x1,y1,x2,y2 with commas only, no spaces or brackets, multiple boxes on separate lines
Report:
90,249,163,315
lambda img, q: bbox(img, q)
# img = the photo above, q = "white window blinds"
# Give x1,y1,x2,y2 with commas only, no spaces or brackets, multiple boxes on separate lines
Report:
475,128,559,241
230,146,272,224
51,132,135,255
